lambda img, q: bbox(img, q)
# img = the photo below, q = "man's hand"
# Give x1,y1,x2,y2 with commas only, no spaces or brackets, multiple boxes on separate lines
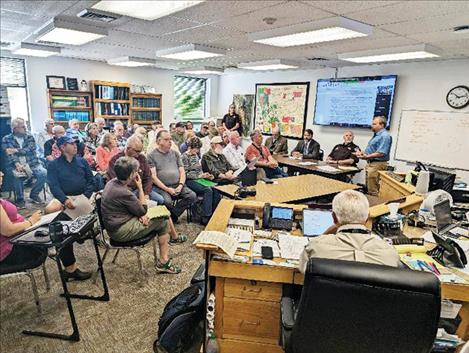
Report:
15,163,24,172
134,173,143,190
167,187,178,196
29,210,42,225
6,148,18,155
138,215,150,225
326,157,336,164
292,151,301,158
46,155,54,161
268,161,278,169
175,184,183,194
64,199,75,209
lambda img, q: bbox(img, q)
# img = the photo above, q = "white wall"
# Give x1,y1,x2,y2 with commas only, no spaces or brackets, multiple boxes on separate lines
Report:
216,59,469,182
22,55,219,132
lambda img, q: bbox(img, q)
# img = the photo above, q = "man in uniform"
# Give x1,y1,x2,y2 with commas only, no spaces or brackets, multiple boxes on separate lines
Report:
326,130,361,166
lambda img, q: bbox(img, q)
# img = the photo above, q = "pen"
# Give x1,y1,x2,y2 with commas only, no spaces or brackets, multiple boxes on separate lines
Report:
429,262,441,275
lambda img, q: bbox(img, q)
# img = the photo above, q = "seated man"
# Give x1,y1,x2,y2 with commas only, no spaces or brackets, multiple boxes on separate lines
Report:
66,119,86,143
101,157,180,274
44,125,65,162
326,130,361,166
201,136,237,184
245,130,287,179
264,127,288,155
291,129,321,160
171,122,186,149
299,190,400,274
113,121,127,151
148,130,197,223
196,123,209,138
222,131,246,171
1,118,47,207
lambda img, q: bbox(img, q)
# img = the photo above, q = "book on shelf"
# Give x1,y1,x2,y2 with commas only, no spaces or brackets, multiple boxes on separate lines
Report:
132,111,160,121
132,97,160,108
53,111,90,122
52,96,89,108
95,85,129,100
96,102,129,116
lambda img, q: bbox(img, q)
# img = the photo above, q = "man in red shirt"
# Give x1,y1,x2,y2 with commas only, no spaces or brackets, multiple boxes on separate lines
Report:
245,130,287,179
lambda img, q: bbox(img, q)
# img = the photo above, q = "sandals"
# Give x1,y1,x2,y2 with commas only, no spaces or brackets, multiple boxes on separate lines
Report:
156,259,181,274
169,234,188,245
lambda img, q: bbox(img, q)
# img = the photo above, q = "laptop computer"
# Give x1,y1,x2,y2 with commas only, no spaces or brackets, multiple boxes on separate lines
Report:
302,209,334,237
434,199,459,235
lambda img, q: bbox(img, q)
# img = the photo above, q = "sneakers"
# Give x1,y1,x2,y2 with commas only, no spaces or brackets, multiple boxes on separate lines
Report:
30,195,44,204
16,200,26,209
169,234,188,245
156,259,181,274
63,268,92,282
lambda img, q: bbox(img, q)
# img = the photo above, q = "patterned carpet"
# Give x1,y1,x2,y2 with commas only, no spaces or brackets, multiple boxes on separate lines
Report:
0,195,205,353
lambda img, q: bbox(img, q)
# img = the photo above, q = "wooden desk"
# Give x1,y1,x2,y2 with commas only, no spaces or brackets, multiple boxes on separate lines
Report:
273,154,361,181
367,194,424,228
198,200,469,352
378,171,415,201
214,174,358,204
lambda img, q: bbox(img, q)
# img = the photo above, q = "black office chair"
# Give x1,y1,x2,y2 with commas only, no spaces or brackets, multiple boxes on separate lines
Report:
318,149,324,161
281,258,440,353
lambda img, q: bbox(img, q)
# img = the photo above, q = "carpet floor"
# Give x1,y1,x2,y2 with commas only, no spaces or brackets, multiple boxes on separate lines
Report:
0,194,205,353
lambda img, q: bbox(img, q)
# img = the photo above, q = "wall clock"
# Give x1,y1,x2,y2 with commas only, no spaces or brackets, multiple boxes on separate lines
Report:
446,85,469,109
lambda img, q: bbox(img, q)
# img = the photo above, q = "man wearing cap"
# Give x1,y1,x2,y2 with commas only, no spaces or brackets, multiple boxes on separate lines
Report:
202,136,237,183
171,122,186,149
196,123,209,138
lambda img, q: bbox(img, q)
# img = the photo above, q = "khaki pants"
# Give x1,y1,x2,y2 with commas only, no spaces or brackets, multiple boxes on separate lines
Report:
366,161,388,196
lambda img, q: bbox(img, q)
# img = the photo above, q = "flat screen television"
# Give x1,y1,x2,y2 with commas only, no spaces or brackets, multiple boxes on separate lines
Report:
313,75,397,129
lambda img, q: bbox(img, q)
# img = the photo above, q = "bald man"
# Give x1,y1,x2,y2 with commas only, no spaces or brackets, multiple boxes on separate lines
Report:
264,127,288,155
326,130,361,166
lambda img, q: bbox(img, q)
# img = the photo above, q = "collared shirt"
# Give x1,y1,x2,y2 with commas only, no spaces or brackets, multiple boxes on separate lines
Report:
364,129,392,161
222,113,242,135
108,152,153,196
265,135,288,155
223,143,246,170
1,133,40,168
116,136,127,151
299,224,400,273
245,143,271,163
329,142,361,164
47,155,95,203
201,149,233,178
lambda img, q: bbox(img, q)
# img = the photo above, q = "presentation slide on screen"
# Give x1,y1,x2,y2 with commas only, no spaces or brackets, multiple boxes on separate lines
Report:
313,76,396,128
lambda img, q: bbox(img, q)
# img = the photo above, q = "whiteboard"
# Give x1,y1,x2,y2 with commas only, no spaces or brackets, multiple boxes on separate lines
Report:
394,110,469,171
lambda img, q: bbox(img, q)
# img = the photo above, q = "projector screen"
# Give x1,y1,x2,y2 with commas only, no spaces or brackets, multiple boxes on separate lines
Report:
313,75,397,129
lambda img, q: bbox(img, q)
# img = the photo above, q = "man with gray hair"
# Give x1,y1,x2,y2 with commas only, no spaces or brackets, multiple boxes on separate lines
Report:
264,127,288,155
44,125,66,162
222,131,246,171
1,118,47,207
326,130,361,166
299,190,399,273
35,118,54,158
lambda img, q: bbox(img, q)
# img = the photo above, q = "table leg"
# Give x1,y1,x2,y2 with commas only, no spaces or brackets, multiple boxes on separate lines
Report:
456,302,469,341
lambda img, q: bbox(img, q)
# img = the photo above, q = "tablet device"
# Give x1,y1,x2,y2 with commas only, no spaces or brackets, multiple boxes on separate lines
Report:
302,209,334,237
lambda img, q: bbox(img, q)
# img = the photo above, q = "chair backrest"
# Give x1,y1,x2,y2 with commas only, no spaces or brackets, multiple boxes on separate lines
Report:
291,258,440,353
318,149,324,161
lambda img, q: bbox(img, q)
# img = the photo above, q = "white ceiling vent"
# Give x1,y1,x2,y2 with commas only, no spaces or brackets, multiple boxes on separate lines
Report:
77,8,121,23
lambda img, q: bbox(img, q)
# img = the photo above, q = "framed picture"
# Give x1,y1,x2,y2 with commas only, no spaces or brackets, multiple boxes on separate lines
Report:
66,77,79,91
254,82,310,139
46,75,66,90
232,94,255,138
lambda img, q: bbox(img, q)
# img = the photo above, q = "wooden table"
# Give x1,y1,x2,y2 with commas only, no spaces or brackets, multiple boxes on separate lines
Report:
214,174,358,204
196,200,469,353
378,171,415,201
273,154,361,181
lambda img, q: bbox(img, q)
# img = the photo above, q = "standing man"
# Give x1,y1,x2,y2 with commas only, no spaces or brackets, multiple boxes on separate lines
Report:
264,127,288,155
357,116,392,195
222,104,242,136
291,129,321,160
326,130,361,166
1,118,47,207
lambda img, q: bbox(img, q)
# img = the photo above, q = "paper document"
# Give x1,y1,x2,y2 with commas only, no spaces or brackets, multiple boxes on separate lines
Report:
338,166,358,171
194,178,217,187
233,166,246,177
252,239,281,257
278,233,309,260
449,227,469,237
64,194,93,220
146,205,170,219
226,228,252,243
298,162,316,166
316,165,339,173
247,156,260,169
193,231,237,259
26,211,61,231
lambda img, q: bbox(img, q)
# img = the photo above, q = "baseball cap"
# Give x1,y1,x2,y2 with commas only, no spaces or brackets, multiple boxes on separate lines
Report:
56,136,75,147
210,136,223,144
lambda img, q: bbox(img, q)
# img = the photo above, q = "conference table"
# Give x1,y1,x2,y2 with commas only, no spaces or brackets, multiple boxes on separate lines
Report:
273,154,361,181
214,174,358,204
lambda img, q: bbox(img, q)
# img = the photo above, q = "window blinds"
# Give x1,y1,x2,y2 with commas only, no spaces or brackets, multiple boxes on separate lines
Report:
0,57,26,87
174,75,206,122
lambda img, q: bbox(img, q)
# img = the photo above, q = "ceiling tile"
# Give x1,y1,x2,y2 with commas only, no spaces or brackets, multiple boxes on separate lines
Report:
0,0,77,17
161,24,243,44
301,1,401,16
117,16,203,36
96,29,181,49
407,30,469,44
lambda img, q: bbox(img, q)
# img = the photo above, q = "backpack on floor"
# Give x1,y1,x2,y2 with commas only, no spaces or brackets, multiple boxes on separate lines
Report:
154,279,205,353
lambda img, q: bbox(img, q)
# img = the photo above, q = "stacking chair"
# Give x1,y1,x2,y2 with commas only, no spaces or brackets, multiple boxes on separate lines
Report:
93,193,159,282
0,250,50,313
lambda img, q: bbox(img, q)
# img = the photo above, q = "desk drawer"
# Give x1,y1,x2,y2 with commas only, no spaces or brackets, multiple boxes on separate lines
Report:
224,278,281,302
222,297,280,344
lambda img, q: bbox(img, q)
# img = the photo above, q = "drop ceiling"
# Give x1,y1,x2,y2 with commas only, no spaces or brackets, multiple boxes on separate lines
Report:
1,0,469,69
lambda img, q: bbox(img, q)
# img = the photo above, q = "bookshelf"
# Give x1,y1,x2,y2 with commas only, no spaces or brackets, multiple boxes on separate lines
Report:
131,93,162,125
90,80,131,125
48,89,93,125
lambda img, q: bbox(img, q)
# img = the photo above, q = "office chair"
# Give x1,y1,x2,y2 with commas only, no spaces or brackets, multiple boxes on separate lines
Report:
318,149,324,161
93,193,158,283
0,249,50,313
281,258,440,353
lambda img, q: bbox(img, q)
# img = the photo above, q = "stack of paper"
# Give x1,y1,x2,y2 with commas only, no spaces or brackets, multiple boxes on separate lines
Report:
252,239,281,257
278,233,309,260
193,231,237,259
298,162,316,166
146,205,170,219
226,228,252,252
316,165,339,173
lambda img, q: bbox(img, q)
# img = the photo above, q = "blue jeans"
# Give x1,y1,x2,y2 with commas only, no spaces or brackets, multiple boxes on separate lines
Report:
185,180,221,218
132,188,165,205
264,166,287,179
14,165,47,202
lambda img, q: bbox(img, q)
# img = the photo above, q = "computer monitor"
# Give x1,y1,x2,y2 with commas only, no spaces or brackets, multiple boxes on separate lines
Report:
302,209,334,237
428,167,456,193
434,199,453,233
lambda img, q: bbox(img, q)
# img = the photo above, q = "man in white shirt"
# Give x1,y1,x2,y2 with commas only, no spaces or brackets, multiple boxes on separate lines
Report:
222,131,246,171
299,189,400,273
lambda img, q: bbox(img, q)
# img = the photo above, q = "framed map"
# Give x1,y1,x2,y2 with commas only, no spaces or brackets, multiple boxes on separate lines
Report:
254,82,310,139
232,94,254,138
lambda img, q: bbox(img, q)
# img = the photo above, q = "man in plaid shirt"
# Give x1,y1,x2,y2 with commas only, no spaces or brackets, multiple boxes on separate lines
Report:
2,118,47,207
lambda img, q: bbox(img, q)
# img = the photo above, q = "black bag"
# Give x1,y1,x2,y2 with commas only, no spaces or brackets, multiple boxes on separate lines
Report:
154,281,205,353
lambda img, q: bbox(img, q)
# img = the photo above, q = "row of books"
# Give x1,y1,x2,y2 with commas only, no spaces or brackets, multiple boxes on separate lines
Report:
94,85,129,100
132,111,161,121
132,97,160,108
52,96,89,108
53,111,90,122
95,102,129,116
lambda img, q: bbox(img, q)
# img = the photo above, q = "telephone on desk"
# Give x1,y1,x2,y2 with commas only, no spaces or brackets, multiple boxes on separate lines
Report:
262,203,294,231
428,231,467,268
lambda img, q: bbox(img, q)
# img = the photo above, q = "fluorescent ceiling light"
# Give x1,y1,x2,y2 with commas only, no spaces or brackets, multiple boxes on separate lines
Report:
184,66,224,75
238,59,299,71
156,44,225,60
36,17,107,45
107,56,155,67
249,17,372,47
12,42,61,57
92,1,204,21
339,44,442,63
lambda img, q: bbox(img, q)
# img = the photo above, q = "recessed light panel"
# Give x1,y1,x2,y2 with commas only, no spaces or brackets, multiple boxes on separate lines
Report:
12,42,61,57
36,18,107,45
339,44,442,63
238,59,299,71
107,56,155,67
156,44,225,61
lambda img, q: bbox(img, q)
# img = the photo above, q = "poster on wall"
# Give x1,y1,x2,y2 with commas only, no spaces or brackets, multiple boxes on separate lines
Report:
232,94,254,138
254,82,309,139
